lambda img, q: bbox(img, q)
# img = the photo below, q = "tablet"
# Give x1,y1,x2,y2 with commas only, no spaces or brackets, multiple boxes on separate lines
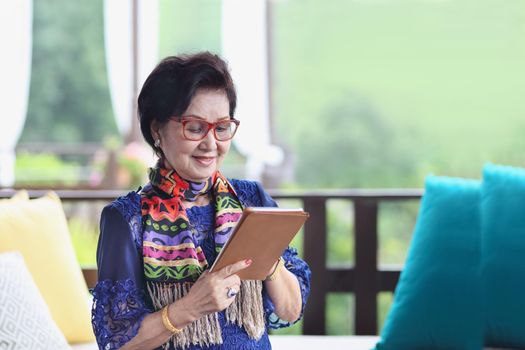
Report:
210,207,309,280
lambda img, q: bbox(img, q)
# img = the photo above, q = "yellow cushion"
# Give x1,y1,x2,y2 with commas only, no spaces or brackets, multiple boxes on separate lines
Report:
5,190,29,201
0,192,94,343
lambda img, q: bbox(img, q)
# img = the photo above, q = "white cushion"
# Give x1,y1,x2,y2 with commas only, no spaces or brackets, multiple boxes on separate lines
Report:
0,251,71,350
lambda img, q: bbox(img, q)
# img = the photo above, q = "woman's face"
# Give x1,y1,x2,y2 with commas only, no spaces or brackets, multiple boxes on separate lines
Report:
154,89,232,182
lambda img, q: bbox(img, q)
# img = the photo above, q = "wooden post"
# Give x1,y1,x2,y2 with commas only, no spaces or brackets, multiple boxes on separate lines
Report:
303,197,327,334
354,199,379,335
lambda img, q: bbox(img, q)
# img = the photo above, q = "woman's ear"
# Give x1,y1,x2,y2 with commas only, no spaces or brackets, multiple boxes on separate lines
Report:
150,120,161,143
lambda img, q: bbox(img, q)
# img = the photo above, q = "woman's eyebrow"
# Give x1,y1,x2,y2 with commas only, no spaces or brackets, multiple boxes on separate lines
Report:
185,115,230,121
183,114,205,120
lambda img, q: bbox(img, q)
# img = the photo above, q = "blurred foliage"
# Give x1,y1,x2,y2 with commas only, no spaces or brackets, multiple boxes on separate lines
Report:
118,155,148,189
378,201,420,265
273,293,355,335
326,200,354,267
377,292,394,334
101,139,150,190
273,0,525,188
20,0,117,143
326,293,354,335
158,0,221,57
295,93,416,188
15,152,81,186
69,217,98,267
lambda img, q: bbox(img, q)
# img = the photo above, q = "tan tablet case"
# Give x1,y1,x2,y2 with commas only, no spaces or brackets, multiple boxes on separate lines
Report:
210,207,309,280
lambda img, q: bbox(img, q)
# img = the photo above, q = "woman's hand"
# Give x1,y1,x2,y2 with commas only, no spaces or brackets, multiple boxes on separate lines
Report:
181,259,252,320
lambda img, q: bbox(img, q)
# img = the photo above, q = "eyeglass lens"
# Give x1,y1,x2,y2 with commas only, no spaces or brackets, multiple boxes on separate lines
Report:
183,120,237,141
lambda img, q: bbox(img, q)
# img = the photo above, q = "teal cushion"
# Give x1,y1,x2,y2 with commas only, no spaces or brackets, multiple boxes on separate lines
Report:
481,164,525,348
375,176,483,350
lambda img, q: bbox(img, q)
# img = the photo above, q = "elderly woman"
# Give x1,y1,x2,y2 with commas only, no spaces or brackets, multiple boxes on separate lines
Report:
91,52,311,350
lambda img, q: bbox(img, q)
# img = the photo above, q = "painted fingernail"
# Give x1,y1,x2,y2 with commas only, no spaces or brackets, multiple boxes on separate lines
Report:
245,259,252,265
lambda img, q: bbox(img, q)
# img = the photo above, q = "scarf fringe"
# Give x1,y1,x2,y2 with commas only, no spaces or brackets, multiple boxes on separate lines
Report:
226,280,266,340
147,280,265,349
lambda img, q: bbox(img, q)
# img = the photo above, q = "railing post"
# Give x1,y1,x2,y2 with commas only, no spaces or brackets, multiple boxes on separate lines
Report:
354,199,379,335
302,197,327,335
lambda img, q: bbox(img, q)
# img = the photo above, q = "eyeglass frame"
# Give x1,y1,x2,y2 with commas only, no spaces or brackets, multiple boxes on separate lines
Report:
169,115,240,141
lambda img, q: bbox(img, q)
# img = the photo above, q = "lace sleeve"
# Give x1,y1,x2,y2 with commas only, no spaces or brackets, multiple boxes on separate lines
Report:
229,179,277,208
263,247,312,329
92,199,152,349
92,279,151,350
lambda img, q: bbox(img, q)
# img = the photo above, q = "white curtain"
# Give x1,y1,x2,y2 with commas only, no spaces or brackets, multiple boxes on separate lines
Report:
104,0,159,137
0,0,33,187
221,0,283,181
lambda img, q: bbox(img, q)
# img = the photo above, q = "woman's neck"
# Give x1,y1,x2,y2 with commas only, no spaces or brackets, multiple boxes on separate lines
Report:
183,193,211,208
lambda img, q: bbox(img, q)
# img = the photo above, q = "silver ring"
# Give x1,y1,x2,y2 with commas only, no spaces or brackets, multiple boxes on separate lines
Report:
226,287,238,298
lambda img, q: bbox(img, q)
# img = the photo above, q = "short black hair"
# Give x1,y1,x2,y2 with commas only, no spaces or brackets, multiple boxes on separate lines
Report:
138,51,237,151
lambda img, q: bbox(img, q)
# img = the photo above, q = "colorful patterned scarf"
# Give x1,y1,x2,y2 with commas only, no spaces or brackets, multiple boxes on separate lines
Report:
141,164,265,349
141,165,243,282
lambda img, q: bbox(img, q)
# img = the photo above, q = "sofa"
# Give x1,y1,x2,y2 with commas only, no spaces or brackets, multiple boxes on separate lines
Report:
2,163,525,350
0,191,94,349
0,189,381,350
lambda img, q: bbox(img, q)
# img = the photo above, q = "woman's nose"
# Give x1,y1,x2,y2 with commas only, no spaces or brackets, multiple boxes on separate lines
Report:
199,129,218,149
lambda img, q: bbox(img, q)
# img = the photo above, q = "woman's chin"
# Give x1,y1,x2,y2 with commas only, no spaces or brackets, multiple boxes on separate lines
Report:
187,167,217,182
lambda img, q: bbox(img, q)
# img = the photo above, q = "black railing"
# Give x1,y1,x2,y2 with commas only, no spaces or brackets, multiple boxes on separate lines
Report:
0,188,423,335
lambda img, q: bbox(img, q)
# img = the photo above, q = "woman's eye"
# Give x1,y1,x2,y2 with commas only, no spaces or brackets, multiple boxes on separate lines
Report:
186,123,204,133
215,123,231,133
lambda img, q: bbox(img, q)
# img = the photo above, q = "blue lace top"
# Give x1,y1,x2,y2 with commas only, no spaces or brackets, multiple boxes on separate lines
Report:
92,179,311,350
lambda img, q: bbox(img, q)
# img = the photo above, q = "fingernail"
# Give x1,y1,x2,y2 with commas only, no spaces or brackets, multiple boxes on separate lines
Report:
245,259,252,265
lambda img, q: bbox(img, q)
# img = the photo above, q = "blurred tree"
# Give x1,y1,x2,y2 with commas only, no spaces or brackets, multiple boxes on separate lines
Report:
158,0,221,57
295,92,415,188
20,0,117,143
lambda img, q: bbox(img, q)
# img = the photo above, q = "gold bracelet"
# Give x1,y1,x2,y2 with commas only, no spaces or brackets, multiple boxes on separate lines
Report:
161,305,182,334
265,257,285,281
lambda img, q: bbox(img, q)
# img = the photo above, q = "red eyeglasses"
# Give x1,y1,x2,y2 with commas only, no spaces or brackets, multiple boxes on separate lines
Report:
170,116,240,141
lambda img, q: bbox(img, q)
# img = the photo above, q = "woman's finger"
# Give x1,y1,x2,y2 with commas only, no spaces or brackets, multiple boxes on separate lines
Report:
217,259,251,279
222,273,241,290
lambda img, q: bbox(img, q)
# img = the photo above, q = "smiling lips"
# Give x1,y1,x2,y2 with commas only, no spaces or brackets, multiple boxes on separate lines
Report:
193,156,216,166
